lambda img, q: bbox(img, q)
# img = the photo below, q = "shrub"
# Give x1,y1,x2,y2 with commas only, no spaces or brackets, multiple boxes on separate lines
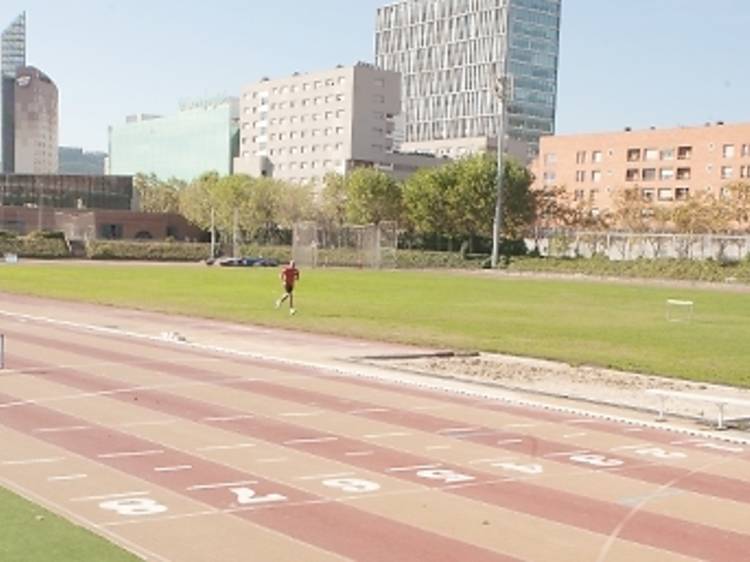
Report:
87,241,210,261
0,236,69,258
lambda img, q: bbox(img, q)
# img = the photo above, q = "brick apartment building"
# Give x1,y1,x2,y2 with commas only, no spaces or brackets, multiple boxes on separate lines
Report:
532,121,750,217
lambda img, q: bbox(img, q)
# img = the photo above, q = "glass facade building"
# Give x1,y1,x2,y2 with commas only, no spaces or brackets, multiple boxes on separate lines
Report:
0,173,134,210
375,0,561,153
1,12,26,172
108,99,240,182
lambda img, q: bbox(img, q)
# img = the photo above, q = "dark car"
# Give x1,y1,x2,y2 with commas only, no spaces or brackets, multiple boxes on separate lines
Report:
208,256,279,267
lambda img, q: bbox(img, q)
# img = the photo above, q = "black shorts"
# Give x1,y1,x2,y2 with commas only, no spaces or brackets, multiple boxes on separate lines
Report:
285,284,294,294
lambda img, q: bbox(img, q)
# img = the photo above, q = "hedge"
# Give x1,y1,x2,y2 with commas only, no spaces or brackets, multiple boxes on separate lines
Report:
0,237,70,259
86,241,211,261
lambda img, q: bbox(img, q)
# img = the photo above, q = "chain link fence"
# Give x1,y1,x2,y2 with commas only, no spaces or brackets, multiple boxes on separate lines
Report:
293,221,398,269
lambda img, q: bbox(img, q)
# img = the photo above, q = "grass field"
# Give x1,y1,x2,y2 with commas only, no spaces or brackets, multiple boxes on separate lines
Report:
0,486,140,561
0,262,749,387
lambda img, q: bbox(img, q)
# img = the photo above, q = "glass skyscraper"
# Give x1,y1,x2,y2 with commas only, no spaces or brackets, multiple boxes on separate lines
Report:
1,12,26,172
375,0,561,155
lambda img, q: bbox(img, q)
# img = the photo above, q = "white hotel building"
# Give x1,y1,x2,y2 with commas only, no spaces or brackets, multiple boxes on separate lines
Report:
234,63,442,185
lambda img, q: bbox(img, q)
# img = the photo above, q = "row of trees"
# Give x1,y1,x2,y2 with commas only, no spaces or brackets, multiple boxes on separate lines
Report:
134,154,536,247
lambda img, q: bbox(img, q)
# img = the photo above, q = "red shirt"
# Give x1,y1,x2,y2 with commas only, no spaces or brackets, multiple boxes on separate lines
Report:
281,266,299,286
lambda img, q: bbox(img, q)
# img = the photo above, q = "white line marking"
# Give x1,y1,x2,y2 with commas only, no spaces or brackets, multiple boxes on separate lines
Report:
623,427,644,433
387,464,441,473
345,451,374,457
196,443,256,452
187,480,259,491
563,432,587,439
283,437,338,446
425,445,452,451
256,457,287,463
119,420,177,428
504,423,536,429
279,411,322,418
468,458,516,465
670,439,702,445
347,407,389,415
47,474,88,482
437,427,480,434
34,425,90,434
496,438,523,445
97,449,164,459
296,472,355,481
544,449,591,458
202,414,254,422
364,432,410,439
72,491,149,502
2,457,65,466
154,465,192,473
410,404,452,411
609,444,646,452
567,419,599,425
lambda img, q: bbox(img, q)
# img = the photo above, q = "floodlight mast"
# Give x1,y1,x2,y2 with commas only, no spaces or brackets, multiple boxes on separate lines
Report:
491,4,512,269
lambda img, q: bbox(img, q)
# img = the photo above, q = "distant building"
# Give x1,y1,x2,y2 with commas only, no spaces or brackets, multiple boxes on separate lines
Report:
13,66,59,173
108,98,240,182
234,62,443,185
59,147,107,175
1,12,26,173
375,0,561,156
0,173,134,211
531,121,750,217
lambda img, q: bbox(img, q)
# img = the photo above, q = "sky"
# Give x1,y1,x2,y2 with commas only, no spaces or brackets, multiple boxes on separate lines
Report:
1,0,749,152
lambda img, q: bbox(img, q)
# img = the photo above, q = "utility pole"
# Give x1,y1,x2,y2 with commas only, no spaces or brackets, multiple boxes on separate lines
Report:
210,208,216,260
491,3,513,269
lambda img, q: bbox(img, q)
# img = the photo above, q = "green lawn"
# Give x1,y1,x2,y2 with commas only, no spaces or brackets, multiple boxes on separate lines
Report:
0,486,140,561
0,263,749,386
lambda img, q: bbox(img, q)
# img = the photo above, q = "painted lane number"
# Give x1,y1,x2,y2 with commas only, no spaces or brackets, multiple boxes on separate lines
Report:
230,487,287,506
569,454,624,468
491,462,544,475
322,478,381,494
99,497,168,517
416,469,475,484
634,447,687,460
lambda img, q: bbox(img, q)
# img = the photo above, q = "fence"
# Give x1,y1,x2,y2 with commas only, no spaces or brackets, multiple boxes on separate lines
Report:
528,230,750,261
293,221,398,269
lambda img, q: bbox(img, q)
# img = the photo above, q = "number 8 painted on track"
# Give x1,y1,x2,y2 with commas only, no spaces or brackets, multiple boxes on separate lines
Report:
99,497,168,517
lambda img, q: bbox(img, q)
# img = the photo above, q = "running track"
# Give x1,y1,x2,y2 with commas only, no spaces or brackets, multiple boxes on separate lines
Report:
0,303,749,561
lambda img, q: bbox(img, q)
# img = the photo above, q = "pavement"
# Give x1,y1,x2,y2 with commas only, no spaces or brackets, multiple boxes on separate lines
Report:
0,293,749,561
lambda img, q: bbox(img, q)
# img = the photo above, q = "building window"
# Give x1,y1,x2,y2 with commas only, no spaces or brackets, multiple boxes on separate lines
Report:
658,188,674,201
627,148,641,162
575,170,586,182
589,189,599,201
544,153,557,165
626,169,640,182
723,144,735,158
575,151,586,164
642,168,656,181
573,189,584,201
721,166,733,179
676,167,691,180
373,95,385,103
591,170,602,183
644,148,659,161
642,188,655,202
741,144,750,157
591,150,603,163
677,146,693,160
543,171,556,183
660,168,674,181
660,148,675,160
675,187,690,201
741,165,748,179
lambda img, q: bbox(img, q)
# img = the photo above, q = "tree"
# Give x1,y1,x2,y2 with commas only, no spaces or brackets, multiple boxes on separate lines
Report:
613,187,653,232
402,165,455,238
671,193,731,234
178,171,221,231
500,158,536,239
134,173,183,213
345,167,402,225
724,182,750,229
276,180,315,228
319,173,348,228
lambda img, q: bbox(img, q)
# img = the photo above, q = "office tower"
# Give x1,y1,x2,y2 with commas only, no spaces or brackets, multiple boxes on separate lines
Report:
1,12,26,172
14,66,59,173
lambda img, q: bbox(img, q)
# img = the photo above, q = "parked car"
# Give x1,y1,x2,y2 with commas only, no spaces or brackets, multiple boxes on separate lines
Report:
206,256,279,267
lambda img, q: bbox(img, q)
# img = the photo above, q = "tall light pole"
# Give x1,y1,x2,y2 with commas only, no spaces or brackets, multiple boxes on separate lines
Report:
491,3,512,268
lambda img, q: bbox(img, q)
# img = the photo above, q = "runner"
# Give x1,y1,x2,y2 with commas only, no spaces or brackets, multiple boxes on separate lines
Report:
275,260,300,316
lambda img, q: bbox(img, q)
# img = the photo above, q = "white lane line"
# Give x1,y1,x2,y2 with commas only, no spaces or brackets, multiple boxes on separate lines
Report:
48,474,88,482
344,451,374,457
411,404,452,411
544,449,591,458
670,438,703,445
347,407,389,415
187,480,259,491
72,491,149,502
504,423,536,429
256,457,288,464
694,442,745,453
363,432,410,439
567,419,600,425
623,427,644,433
154,465,192,473
279,411,323,418
496,438,523,445
296,472,355,481
468,457,516,465
563,432,588,439
2,457,65,466
283,437,338,446
33,425,90,434
387,464,441,473
119,420,177,428
437,427,480,434
97,449,164,460
202,414,254,422
196,443,256,452
608,444,646,452
425,445,452,451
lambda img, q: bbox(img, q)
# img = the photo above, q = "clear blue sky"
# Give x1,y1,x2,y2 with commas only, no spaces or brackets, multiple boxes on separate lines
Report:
2,1,748,152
